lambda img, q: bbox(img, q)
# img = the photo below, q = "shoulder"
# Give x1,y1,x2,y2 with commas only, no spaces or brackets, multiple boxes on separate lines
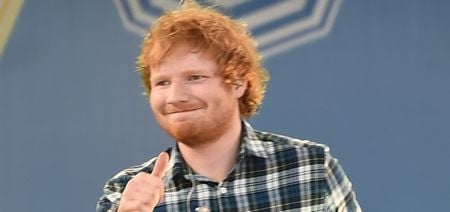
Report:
251,132,362,211
243,121,332,161
254,129,330,158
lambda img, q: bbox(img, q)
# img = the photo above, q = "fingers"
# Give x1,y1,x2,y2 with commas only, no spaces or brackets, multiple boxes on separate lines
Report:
151,152,170,178
117,152,170,212
119,172,163,212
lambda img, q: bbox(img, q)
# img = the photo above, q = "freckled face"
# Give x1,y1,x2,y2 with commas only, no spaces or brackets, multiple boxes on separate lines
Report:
149,45,244,146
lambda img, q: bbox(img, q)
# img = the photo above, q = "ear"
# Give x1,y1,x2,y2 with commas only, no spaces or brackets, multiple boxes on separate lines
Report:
233,80,247,99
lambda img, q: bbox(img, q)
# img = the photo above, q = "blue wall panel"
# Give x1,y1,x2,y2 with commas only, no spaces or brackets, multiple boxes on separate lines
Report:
1,0,449,211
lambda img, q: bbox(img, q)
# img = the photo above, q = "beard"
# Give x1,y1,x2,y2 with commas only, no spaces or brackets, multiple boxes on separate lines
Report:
154,101,238,147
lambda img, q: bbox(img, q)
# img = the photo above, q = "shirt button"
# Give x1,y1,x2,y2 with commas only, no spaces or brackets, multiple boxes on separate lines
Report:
195,206,211,212
219,187,227,194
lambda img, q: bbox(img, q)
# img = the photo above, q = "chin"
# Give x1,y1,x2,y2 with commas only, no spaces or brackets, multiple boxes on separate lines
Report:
164,122,198,140
165,124,217,147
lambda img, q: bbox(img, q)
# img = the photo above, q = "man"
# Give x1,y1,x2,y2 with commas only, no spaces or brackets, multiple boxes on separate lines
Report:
97,1,361,211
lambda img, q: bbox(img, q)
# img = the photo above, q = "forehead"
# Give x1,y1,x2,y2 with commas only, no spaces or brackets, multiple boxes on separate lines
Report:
151,44,219,76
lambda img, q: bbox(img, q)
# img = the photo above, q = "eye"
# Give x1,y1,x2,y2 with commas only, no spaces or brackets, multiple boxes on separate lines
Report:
187,75,207,82
155,80,170,87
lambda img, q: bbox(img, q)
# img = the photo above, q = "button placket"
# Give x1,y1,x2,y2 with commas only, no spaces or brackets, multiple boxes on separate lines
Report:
217,182,228,195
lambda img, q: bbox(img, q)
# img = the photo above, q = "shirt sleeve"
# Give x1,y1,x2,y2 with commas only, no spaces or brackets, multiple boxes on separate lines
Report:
96,174,132,212
96,158,157,212
323,149,362,212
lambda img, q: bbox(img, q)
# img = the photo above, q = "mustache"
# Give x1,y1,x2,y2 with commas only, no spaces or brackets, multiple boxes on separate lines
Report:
163,103,203,114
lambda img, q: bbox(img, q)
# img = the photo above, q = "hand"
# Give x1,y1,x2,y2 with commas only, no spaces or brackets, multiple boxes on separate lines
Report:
118,152,170,212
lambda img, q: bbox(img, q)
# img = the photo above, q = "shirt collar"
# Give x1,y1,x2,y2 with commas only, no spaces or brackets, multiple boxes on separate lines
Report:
163,120,269,182
241,120,269,159
163,146,190,183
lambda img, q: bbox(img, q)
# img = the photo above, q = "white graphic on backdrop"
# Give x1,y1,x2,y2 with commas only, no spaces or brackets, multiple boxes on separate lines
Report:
114,0,342,57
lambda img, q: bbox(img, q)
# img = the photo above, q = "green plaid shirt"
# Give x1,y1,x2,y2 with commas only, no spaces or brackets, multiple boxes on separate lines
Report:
97,121,361,211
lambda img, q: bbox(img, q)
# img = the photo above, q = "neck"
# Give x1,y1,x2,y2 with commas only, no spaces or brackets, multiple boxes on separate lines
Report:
178,118,242,182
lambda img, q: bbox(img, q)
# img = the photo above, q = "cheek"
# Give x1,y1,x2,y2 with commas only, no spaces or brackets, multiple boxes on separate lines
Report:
149,94,163,111
211,92,234,109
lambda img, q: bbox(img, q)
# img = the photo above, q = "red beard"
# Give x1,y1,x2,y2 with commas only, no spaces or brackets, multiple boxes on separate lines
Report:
155,102,237,147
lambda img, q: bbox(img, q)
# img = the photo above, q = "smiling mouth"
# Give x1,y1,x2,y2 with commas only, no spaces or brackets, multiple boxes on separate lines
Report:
165,108,201,115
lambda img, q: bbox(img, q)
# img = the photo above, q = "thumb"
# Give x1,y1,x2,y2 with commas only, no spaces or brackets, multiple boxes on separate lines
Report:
151,152,170,178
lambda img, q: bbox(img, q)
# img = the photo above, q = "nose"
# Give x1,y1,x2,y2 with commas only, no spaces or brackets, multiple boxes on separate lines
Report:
166,81,189,104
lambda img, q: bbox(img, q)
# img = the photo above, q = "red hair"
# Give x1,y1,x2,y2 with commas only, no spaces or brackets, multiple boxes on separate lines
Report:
137,2,269,118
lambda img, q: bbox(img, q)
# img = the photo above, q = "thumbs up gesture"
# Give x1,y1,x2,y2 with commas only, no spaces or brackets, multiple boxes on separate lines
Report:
118,152,170,212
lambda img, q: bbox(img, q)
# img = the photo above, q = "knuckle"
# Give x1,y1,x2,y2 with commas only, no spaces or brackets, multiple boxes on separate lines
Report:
135,172,150,180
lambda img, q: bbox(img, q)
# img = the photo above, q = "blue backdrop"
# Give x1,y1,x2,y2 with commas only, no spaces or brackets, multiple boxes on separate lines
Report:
1,0,449,211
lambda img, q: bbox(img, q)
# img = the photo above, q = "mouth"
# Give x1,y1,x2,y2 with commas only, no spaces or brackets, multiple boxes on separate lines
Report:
165,108,202,115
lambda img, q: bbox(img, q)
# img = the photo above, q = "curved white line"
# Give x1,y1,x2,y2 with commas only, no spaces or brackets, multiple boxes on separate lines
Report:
256,0,328,47
243,0,307,30
152,0,179,11
262,0,343,57
129,0,155,24
115,0,343,57
115,0,146,35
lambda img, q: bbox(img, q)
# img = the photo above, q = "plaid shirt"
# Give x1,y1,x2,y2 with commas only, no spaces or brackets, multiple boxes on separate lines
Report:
97,121,361,211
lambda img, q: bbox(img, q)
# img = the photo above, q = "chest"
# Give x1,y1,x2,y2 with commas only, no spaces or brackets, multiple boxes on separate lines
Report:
155,158,327,212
